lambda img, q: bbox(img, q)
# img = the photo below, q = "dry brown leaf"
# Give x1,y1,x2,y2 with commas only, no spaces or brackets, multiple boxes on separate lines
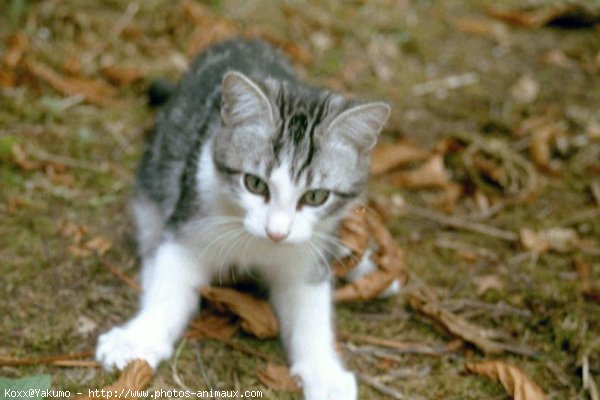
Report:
58,221,89,243
575,258,600,304
408,288,509,355
488,4,600,29
465,360,547,400
10,142,41,170
85,235,113,256
529,122,561,173
451,17,509,45
257,364,301,392
68,244,93,258
3,31,28,68
370,140,430,176
430,182,462,213
0,69,17,87
392,154,450,189
101,65,145,87
254,32,313,65
182,1,239,57
473,274,505,296
510,75,539,104
334,210,406,302
187,311,239,341
201,286,278,339
26,59,116,106
520,227,579,254
332,207,369,278
76,360,153,400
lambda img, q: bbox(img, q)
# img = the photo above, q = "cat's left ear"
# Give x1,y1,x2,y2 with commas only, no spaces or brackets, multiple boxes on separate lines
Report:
328,102,390,153
221,71,274,127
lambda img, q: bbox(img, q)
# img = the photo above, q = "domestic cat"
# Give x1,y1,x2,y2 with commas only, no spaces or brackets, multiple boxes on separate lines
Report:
96,38,390,400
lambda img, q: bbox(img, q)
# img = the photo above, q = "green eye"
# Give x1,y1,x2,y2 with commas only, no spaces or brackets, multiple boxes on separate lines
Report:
243,174,269,196
301,189,330,207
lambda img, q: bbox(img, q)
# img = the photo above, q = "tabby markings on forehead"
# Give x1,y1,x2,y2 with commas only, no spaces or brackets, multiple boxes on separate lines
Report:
270,92,331,183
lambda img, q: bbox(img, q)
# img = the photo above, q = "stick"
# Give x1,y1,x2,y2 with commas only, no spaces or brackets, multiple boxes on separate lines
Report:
406,205,519,241
0,351,94,367
339,332,460,355
357,374,410,400
99,257,141,293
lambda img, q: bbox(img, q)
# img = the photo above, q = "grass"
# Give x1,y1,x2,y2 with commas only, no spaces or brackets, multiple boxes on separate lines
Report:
1,0,599,398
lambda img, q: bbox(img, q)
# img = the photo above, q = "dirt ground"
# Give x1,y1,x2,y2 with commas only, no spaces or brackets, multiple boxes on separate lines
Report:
1,0,599,399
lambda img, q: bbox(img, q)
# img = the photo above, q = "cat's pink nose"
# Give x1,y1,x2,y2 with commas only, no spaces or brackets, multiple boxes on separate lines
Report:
266,230,289,243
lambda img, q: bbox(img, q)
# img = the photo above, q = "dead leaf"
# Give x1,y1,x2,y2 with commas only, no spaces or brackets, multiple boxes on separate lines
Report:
254,32,313,65
10,143,40,170
26,58,116,106
75,315,97,337
529,122,562,173
408,288,524,356
3,31,28,68
451,17,509,45
85,235,113,256
201,286,278,339
392,154,450,189
76,360,153,400
473,275,505,296
465,360,547,400
257,364,301,392
0,70,17,87
187,311,239,341
334,210,407,302
332,207,369,278
182,1,239,57
520,227,579,254
68,244,93,258
510,75,539,104
370,140,430,176
488,4,600,29
575,258,600,304
430,182,462,213
58,221,88,243
5,197,30,214
101,65,145,87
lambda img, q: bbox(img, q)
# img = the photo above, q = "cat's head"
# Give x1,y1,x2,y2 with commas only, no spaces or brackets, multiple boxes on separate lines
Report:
212,71,389,244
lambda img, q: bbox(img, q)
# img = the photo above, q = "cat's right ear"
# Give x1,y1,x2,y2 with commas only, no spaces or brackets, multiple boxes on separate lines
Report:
221,71,274,127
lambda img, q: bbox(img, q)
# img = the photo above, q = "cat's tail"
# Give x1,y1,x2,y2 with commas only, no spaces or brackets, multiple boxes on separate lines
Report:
147,79,176,107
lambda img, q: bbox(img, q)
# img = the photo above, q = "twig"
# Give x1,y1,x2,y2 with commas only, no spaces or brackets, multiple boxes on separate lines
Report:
340,332,461,355
434,238,499,261
219,338,281,364
560,208,600,226
99,257,141,293
194,342,215,390
443,298,532,318
583,353,600,400
51,360,100,368
357,374,411,400
406,204,519,241
0,351,94,367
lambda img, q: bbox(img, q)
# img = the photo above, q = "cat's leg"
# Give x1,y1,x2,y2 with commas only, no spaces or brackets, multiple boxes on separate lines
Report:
346,248,401,298
271,275,357,400
96,239,206,370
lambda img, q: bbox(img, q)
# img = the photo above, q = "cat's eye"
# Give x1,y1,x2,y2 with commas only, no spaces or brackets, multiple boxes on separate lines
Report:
300,189,330,207
244,174,269,196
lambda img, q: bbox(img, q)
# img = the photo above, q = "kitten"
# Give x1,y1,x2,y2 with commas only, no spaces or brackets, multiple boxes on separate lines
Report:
96,38,390,400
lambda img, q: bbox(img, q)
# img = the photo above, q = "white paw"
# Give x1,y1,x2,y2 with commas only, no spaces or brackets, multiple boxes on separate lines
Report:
291,361,357,400
96,321,173,370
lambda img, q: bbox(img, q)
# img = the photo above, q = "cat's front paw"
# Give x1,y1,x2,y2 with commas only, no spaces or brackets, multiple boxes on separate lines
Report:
96,321,173,370
291,361,357,400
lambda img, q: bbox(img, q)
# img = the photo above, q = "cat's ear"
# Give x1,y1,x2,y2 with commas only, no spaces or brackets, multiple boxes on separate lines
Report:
221,71,274,127
328,102,390,153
